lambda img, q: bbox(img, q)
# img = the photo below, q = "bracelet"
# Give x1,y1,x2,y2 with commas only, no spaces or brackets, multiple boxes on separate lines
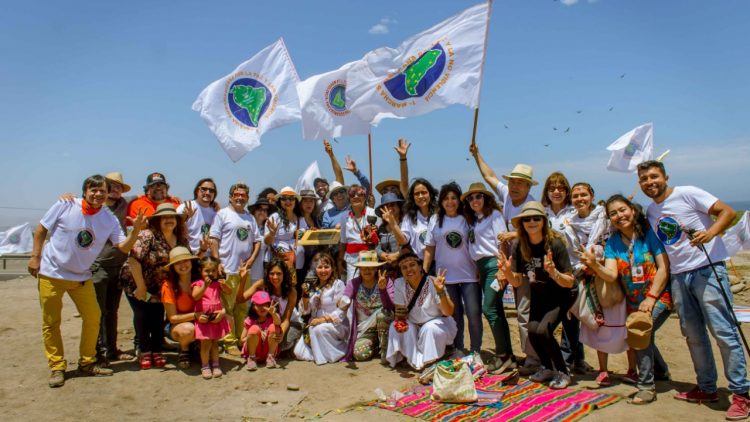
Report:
646,291,659,300
437,290,447,297
399,157,407,162
193,312,198,321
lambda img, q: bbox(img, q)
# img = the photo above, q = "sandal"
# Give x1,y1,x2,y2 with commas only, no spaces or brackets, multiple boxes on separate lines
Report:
201,365,212,380
139,353,152,370
177,351,191,369
152,353,167,368
114,351,136,361
628,389,657,405
265,355,278,369
211,362,223,378
596,371,612,386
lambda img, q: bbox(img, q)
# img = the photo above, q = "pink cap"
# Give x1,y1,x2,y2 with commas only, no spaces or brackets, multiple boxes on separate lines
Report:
251,291,271,306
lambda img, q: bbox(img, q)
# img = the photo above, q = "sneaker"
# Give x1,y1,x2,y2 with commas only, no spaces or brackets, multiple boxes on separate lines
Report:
212,365,223,378
596,371,612,387
549,371,571,389
49,370,65,388
487,355,516,374
726,394,750,421
245,357,258,371
265,355,278,369
622,369,638,385
519,364,540,376
77,363,114,377
674,387,719,403
529,368,555,383
570,360,593,375
201,365,212,380
224,345,242,357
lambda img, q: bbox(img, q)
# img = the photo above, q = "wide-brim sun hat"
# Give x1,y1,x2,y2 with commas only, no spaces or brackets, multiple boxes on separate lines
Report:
460,182,495,202
248,197,277,214
510,201,547,228
375,192,404,217
352,250,385,268
502,163,539,186
626,311,653,350
149,203,180,219
104,172,131,193
375,179,400,195
164,246,199,268
278,186,301,202
299,189,319,200
327,181,348,200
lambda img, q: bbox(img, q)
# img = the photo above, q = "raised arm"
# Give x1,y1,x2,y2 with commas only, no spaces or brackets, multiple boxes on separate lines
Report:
324,139,345,184
345,155,371,192
395,138,411,197
469,143,500,189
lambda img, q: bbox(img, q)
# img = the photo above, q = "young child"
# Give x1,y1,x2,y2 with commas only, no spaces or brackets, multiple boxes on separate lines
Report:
241,291,282,370
192,256,231,379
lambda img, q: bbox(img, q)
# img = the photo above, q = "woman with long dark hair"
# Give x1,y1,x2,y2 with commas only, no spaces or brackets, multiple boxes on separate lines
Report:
391,177,439,263
161,247,201,369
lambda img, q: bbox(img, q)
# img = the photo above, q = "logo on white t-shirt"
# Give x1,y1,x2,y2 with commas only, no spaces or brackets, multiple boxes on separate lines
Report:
445,231,463,249
236,227,249,241
656,215,682,246
468,229,476,244
418,230,428,245
201,223,210,236
76,229,95,249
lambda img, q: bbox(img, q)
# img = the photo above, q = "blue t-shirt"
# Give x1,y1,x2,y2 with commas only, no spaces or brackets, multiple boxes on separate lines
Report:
604,229,671,313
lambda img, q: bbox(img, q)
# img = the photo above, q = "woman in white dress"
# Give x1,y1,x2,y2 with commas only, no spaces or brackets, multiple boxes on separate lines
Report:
387,251,457,370
294,252,349,365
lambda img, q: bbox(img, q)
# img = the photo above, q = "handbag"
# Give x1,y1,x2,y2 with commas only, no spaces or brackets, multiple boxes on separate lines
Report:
569,280,603,331
431,361,477,403
594,275,625,308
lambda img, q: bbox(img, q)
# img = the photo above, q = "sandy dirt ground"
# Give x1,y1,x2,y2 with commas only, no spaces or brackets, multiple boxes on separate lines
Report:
1,252,750,421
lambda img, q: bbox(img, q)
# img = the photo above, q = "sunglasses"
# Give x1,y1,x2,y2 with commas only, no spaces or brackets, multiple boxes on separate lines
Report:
468,193,484,202
199,187,216,193
521,216,544,223
232,193,248,198
349,192,365,198
548,186,567,193
279,196,296,202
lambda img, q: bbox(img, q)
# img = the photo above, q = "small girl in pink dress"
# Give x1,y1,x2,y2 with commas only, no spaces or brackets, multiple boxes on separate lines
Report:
192,256,231,379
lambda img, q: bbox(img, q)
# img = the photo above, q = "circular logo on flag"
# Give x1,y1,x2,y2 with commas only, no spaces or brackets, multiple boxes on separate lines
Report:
445,231,463,249
656,216,682,245
226,76,273,128
8,233,20,244
236,227,249,241
324,80,349,117
76,229,95,249
384,43,447,100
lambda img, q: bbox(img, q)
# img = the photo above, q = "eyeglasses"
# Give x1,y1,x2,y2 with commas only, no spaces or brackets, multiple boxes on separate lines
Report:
521,216,544,223
232,193,248,198
199,187,216,193
468,193,484,202
279,196,296,202
548,186,566,193
349,192,365,198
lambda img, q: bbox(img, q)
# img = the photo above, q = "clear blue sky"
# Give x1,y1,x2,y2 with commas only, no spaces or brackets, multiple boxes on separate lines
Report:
1,0,748,227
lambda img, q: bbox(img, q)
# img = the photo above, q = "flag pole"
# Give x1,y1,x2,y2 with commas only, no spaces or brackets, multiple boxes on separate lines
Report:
470,108,480,146
368,131,374,194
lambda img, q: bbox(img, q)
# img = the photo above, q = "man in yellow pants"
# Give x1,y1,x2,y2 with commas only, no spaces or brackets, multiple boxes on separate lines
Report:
28,175,146,388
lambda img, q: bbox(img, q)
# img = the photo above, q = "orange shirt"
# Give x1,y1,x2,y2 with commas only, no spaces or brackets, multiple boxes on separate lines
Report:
126,195,180,225
161,281,195,314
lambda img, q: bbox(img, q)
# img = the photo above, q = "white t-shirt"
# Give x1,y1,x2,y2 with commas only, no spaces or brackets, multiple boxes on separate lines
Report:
209,207,260,274
493,180,535,230
424,215,477,284
250,224,269,281
340,207,379,246
468,209,507,261
400,211,434,260
40,199,126,281
647,186,729,274
393,276,444,325
177,200,217,253
546,205,579,267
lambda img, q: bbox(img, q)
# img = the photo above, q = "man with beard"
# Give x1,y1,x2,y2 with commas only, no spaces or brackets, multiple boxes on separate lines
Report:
209,183,261,356
638,160,749,420
178,178,218,256
126,172,180,223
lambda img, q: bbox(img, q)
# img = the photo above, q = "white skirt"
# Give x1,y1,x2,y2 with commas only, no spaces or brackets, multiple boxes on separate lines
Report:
386,317,457,370
294,322,348,365
579,300,628,354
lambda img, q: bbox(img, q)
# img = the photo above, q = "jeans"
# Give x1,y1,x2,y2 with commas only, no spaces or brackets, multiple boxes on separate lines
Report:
126,295,164,354
561,285,585,366
671,263,750,395
446,282,483,352
635,304,671,390
92,264,124,359
38,276,101,371
477,257,513,355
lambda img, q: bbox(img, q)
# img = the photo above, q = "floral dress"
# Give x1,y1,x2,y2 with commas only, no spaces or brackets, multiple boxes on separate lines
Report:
120,229,188,300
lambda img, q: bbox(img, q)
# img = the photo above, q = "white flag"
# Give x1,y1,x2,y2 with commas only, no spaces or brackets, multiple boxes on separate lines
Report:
723,211,750,257
0,222,33,254
295,161,322,193
192,38,301,162
298,61,372,140
606,123,654,172
346,1,491,125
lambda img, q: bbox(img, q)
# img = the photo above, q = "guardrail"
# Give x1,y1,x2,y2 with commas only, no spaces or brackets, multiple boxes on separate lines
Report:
0,254,30,270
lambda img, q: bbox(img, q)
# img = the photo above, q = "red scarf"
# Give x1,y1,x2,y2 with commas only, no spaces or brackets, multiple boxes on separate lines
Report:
82,200,102,216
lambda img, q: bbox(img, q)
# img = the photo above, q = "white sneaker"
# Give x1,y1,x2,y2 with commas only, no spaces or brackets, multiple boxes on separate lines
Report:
529,368,555,383
549,371,571,389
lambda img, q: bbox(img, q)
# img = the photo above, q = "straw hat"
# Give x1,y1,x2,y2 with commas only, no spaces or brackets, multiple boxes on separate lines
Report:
327,181,348,200
375,179,400,195
352,250,385,268
278,186,301,202
164,246,199,268
502,164,538,186
626,311,653,350
248,197,277,214
375,192,404,217
510,201,547,228
149,203,180,219
460,182,494,202
299,189,319,200
104,172,131,193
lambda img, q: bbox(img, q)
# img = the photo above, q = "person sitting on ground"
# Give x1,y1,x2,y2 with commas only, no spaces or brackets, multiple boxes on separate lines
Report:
241,291,282,371
161,246,200,370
